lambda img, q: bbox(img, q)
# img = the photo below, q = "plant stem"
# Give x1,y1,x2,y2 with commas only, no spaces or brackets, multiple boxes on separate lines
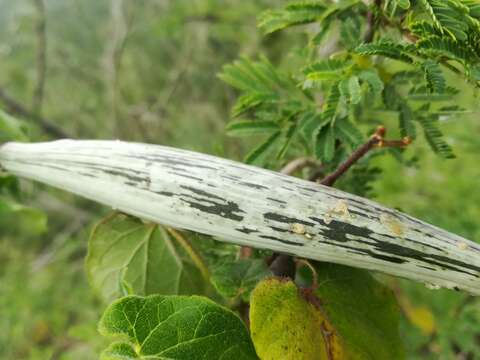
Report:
319,126,410,186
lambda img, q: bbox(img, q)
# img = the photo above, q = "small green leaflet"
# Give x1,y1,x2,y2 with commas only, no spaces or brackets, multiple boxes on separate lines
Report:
244,130,281,165
396,0,411,9
210,258,272,301
339,76,362,104
334,117,364,147
0,197,47,236
355,41,414,64
226,120,279,137
99,295,258,360
86,213,207,302
399,102,417,139
304,59,351,81
0,109,28,142
358,69,384,94
422,60,446,93
257,3,327,34
315,125,336,162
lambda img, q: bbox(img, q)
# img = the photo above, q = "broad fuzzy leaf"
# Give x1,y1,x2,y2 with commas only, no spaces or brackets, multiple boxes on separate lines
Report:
250,270,404,360
99,295,258,360
211,259,272,301
249,278,342,360
313,263,405,359
87,213,207,302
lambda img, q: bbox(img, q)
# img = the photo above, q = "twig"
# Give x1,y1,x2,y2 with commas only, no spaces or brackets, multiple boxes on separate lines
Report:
280,157,319,175
319,126,410,186
0,88,70,138
167,227,210,281
364,0,382,43
32,0,47,114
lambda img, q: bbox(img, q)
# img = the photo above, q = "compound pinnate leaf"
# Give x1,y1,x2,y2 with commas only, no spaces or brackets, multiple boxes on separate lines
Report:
249,278,343,360
99,295,258,360
87,213,206,302
210,258,272,301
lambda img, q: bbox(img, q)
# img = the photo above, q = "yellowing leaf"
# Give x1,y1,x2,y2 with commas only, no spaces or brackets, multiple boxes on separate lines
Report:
407,306,436,335
249,278,343,360
314,263,405,359
250,264,405,360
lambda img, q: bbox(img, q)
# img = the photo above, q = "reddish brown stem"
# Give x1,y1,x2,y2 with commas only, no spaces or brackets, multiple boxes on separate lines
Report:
320,126,410,187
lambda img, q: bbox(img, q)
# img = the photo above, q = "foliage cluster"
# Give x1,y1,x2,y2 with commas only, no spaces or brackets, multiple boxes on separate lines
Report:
1,0,480,359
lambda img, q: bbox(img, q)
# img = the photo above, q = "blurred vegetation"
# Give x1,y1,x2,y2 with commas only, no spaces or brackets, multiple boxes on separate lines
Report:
0,0,479,359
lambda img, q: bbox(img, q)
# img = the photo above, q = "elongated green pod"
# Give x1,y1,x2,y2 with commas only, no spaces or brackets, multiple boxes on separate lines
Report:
1,140,479,294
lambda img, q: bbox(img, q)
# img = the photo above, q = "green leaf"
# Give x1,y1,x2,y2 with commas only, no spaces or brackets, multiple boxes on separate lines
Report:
339,76,362,104
249,266,404,360
277,122,298,159
99,295,258,360
422,60,446,93
416,36,476,63
340,17,361,49
313,263,405,359
315,125,335,162
358,69,384,94
86,213,207,302
231,93,279,117
226,120,280,137
0,197,47,235
418,0,471,41
211,259,272,301
418,116,455,158
396,0,410,9
244,130,281,165
399,103,417,139
321,81,341,120
0,109,28,142
334,117,364,147
258,2,327,34
249,278,341,360
355,41,415,64
304,59,351,81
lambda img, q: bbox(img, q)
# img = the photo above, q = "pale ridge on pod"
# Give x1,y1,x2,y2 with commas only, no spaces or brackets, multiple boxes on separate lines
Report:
1,140,479,294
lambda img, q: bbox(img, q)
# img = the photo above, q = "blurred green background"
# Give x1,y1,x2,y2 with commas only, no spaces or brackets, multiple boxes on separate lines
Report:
0,0,479,359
